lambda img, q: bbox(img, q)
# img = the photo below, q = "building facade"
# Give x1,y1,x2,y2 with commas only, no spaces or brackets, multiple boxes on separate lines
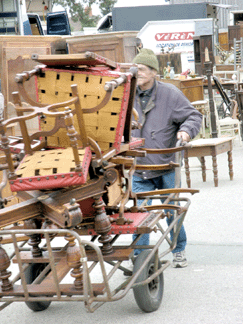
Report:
169,0,242,30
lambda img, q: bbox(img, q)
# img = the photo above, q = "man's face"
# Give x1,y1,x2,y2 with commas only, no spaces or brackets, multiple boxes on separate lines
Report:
137,64,157,90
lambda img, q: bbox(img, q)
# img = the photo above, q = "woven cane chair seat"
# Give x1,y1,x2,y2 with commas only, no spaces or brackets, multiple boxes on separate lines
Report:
10,147,92,192
37,69,132,153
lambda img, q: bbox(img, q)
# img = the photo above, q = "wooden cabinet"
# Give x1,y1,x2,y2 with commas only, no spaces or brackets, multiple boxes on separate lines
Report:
157,53,182,76
219,31,229,51
0,35,64,119
193,35,214,76
162,77,204,102
65,31,138,64
228,25,243,51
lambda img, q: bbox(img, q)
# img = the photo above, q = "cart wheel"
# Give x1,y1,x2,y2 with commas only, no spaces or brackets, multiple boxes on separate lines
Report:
24,263,51,312
133,250,164,313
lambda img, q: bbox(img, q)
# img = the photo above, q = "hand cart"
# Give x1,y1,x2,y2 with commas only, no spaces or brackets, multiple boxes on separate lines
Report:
0,53,198,313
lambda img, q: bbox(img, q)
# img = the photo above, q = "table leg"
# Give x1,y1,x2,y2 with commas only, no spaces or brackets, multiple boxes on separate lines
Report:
227,150,233,180
184,152,191,188
200,156,206,182
202,115,206,139
211,149,218,187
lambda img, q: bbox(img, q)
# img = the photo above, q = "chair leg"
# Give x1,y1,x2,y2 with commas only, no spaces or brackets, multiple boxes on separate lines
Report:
202,115,206,138
238,126,242,146
64,108,82,172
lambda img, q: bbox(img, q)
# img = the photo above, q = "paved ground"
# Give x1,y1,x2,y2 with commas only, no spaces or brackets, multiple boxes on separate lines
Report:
1,141,243,324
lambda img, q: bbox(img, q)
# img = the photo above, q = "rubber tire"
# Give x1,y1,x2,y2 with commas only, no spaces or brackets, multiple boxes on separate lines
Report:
133,250,164,313
24,263,51,312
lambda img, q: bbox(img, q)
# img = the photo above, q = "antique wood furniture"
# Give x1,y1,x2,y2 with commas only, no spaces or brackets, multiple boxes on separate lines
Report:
0,53,198,314
184,137,234,188
213,101,242,145
204,73,242,144
0,32,138,123
235,90,243,140
203,80,238,92
0,86,94,192
0,52,145,224
228,25,243,51
0,35,66,120
65,31,138,65
162,77,204,102
218,31,228,51
214,76,232,114
191,100,209,138
204,55,218,138
157,53,182,76
193,35,214,75
213,65,240,82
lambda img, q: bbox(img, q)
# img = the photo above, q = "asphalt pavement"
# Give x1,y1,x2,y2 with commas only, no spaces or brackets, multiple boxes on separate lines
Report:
1,141,243,324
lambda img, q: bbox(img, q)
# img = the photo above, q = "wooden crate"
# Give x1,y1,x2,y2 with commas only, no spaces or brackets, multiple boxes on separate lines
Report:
162,77,204,102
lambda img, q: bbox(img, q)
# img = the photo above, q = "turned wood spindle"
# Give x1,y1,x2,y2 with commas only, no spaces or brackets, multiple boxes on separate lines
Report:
65,233,83,290
0,244,13,291
93,195,113,255
24,219,42,257
64,107,82,172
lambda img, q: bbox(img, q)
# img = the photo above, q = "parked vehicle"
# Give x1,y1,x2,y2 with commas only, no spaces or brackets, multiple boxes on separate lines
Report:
0,0,70,36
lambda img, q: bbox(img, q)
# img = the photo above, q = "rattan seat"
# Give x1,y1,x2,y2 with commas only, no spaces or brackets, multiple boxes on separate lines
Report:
10,147,91,191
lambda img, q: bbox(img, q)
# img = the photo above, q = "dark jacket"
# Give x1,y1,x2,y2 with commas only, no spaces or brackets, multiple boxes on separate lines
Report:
133,80,202,179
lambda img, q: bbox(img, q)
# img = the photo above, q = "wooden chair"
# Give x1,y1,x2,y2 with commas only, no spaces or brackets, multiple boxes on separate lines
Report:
235,90,243,141
212,76,233,118
214,100,242,145
0,54,199,256
191,100,209,138
15,53,143,162
0,85,93,191
1,53,143,205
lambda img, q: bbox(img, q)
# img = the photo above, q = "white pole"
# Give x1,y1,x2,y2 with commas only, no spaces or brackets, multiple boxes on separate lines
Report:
16,0,30,35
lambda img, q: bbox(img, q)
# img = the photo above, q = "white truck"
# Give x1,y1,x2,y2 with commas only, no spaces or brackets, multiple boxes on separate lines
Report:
137,18,215,73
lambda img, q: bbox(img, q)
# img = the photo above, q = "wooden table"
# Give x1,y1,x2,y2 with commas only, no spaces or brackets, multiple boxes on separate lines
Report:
203,80,237,92
184,137,234,187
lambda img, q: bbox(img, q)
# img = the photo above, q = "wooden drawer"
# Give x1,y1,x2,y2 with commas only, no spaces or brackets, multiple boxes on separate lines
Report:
162,77,204,102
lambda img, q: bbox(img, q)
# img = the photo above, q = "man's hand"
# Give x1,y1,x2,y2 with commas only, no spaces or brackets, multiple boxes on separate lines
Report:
177,131,190,143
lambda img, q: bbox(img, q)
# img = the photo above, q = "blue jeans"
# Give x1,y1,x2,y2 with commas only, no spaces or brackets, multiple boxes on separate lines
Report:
132,172,187,255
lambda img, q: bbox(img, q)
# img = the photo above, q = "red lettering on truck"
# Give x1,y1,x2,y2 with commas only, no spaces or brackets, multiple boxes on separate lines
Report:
155,32,194,41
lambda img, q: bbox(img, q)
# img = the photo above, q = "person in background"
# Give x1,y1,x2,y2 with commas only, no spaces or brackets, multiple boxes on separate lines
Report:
132,49,202,268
